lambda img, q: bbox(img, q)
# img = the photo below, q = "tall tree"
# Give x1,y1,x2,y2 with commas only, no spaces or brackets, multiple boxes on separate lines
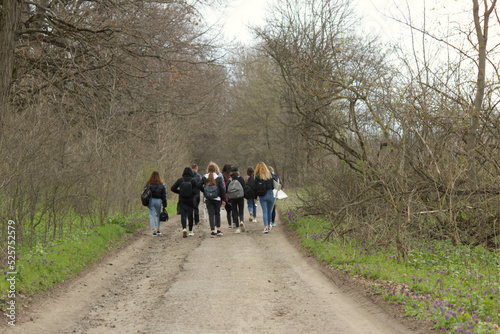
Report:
466,0,497,185
0,0,21,135
0,0,228,248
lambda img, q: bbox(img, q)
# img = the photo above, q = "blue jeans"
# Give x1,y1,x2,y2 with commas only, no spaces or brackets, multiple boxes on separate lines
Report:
247,198,257,218
259,189,274,227
148,198,162,229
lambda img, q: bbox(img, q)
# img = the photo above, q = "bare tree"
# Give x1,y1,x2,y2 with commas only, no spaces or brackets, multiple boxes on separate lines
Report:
0,0,228,250
252,0,500,254
0,0,21,135
466,0,497,184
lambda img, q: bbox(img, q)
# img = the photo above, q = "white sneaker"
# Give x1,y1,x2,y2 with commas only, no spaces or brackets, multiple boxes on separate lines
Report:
189,231,194,236
234,228,241,234
240,222,246,233
263,227,269,234
182,229,188,238
252,219,257,223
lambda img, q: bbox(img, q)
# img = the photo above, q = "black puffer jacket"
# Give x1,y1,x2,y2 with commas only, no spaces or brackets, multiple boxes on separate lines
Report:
150,183,167,208
170,167,198,208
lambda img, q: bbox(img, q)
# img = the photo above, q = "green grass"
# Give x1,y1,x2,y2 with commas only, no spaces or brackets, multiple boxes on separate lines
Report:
1,201,178,313
283,209,500,334
0,208,174,312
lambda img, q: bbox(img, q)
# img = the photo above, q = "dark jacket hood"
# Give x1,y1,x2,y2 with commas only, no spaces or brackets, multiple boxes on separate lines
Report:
182,167,194,178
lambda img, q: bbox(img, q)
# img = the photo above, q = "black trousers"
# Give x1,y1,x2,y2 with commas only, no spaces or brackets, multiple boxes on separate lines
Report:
205,200,222,231
179,202,194,231
193,194,200,224
229,197,245,227
225,201,232,226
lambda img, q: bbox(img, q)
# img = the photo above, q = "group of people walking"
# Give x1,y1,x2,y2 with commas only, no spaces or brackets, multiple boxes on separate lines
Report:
144,161,280,237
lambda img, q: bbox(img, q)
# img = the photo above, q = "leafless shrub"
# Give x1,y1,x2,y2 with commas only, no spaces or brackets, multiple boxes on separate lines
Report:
253,0,500,256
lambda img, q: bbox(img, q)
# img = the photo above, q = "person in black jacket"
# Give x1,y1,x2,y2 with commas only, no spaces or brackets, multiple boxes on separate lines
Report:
226,166,246,233
146,171,167,236
171,167,198,238
221,163,233,228
268,166,280,227
245,166,257,223
191,164,202,225
253,162,275,234
197,163,227,238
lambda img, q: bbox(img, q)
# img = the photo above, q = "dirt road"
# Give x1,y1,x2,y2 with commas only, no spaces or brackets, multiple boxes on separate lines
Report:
6,204,434,333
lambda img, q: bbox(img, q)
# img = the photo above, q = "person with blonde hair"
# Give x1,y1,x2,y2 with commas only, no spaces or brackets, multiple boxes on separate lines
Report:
253,162,275,233
197,162,226,237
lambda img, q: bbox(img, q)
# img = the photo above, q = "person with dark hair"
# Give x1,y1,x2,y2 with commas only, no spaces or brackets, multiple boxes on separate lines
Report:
171,167,198,238
221,163,233,228
145,171,167,236
226,166,246,233
191,164,202,225
268,166,280,227
245,166,257,223
198,163,227,237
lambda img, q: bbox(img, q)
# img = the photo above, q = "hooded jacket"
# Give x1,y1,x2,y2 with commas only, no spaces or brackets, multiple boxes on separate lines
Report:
171,167,198,207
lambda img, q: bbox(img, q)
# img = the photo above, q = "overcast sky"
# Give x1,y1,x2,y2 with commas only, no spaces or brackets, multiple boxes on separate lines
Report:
202,0,471,46
202,0,267,45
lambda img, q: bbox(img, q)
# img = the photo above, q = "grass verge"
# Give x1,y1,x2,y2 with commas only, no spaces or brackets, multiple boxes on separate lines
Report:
0,213,157,312
283,209,500,334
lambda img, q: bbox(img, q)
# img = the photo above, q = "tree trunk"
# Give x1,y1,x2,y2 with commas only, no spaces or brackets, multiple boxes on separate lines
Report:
0,0,21,136
467,0,496,185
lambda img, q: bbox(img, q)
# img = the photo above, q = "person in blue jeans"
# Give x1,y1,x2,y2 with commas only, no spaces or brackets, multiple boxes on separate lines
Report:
244,166,257,223
253,162,274,233
268,166,280,227
145,171,167,236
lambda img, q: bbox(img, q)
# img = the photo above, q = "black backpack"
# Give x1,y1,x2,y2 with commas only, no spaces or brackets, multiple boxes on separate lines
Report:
255,177,267,197
246,175,255,188
179,178,193,197
141,183,152,206
243,185,254,200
